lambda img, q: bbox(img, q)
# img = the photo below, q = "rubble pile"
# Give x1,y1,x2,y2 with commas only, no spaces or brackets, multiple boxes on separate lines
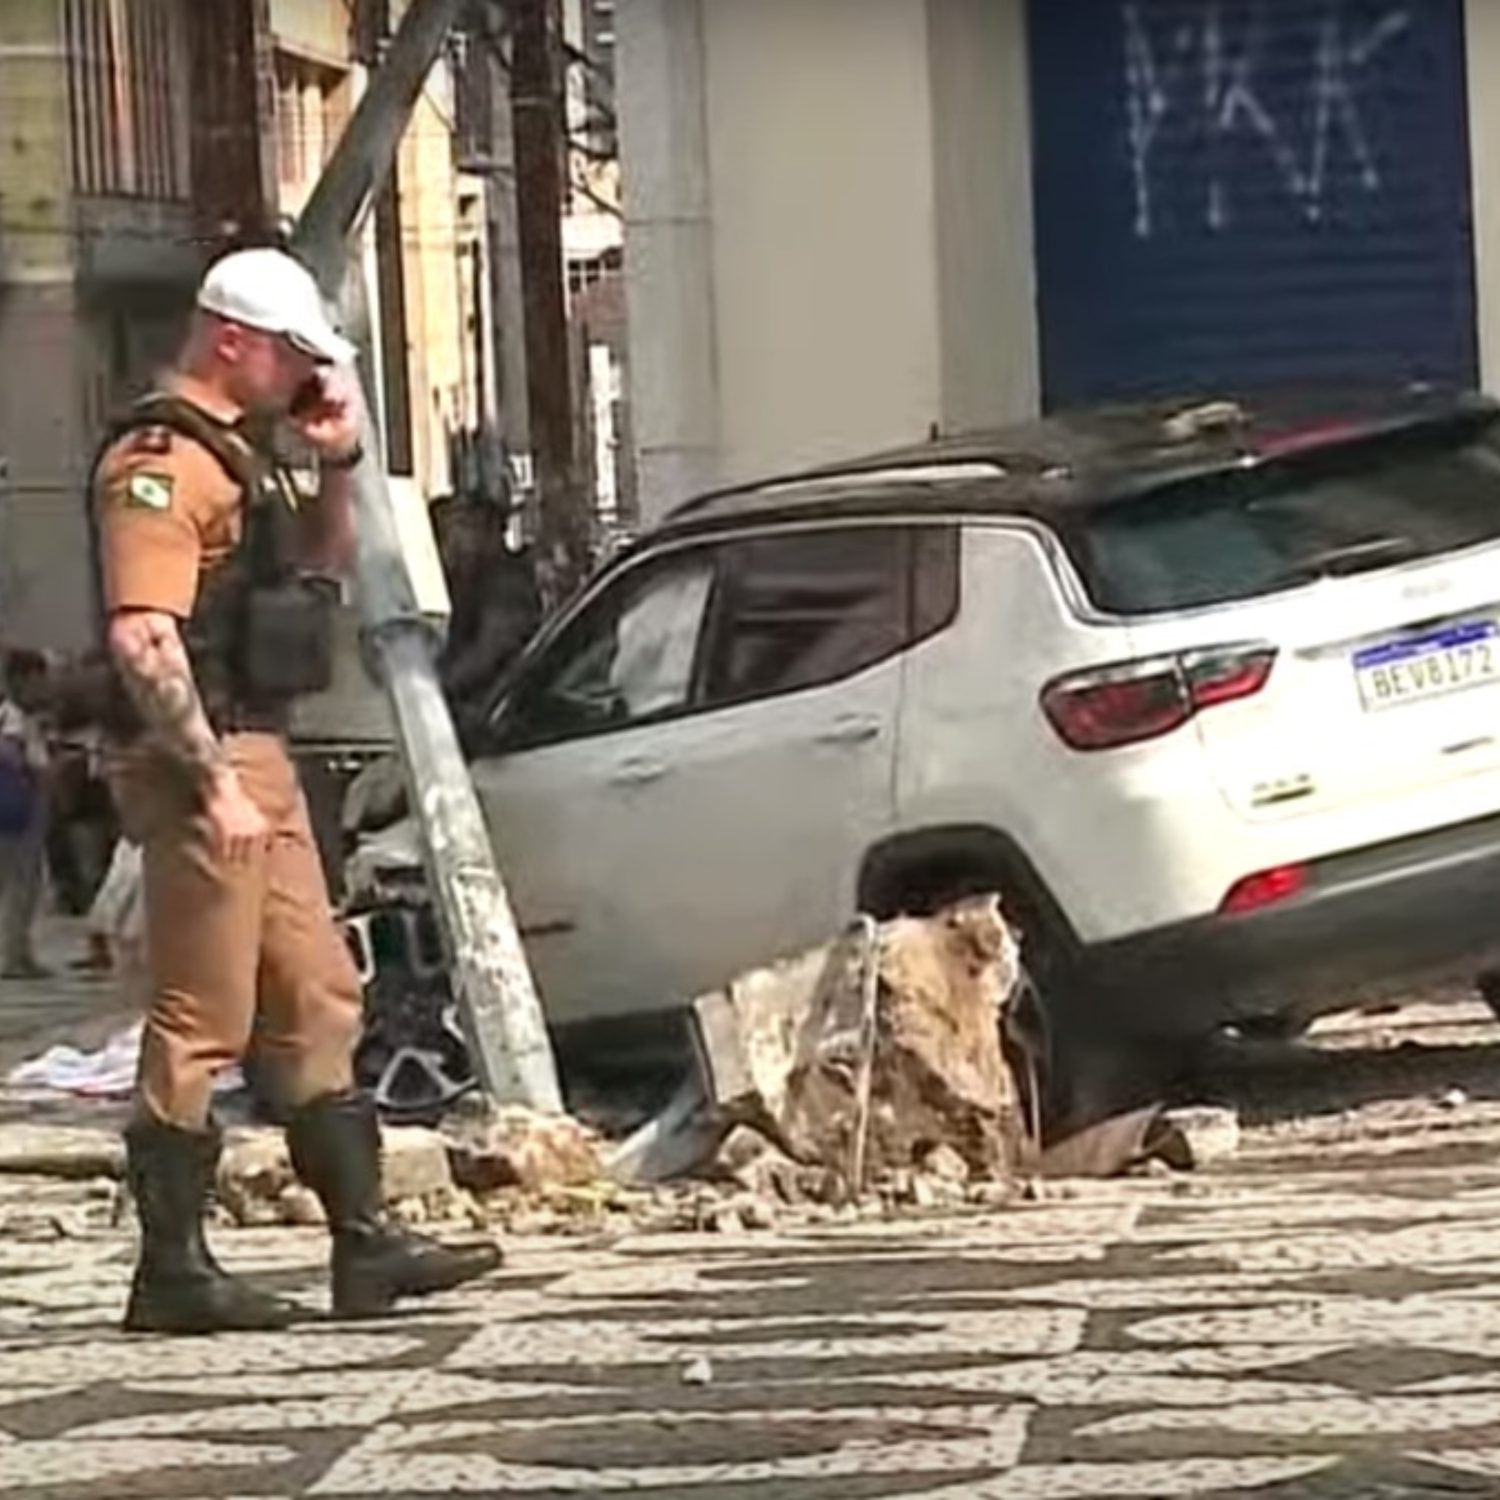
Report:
215,1125,478,1230
675,897,1032,1201
0,898,1246,1241
444,1101,604,1193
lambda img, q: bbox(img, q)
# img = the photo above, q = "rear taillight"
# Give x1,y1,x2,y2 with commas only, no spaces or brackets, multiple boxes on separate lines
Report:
1220,863,1308,914
1041,645,1277,751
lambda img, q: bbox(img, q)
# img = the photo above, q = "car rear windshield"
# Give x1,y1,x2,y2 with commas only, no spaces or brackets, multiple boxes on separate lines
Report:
1064,418,1500,615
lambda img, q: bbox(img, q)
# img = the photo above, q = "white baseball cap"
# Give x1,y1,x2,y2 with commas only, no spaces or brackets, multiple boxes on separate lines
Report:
197,248,357,365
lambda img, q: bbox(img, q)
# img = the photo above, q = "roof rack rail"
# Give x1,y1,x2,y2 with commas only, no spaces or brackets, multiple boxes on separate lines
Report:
669,453,1007,519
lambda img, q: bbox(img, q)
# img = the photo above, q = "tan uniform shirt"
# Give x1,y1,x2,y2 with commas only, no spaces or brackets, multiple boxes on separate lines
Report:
90,380,361,1128
93,380,246,620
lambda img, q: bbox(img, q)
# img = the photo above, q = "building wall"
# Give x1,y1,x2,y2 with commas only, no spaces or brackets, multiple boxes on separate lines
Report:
267,0,348,65
0,287,93,652
927,0,1037,433
0,0,93,650
701,0,942,485
399,80,472,501
618,0,1039,518
615,0,718,517
269,5,477,505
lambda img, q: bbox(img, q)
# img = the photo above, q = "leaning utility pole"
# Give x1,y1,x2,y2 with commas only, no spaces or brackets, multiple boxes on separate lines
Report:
509,0,591,594
294,0,562,1113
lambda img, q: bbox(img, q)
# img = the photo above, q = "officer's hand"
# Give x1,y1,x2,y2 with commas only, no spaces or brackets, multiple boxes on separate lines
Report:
289,369,360,463
203,769,270,863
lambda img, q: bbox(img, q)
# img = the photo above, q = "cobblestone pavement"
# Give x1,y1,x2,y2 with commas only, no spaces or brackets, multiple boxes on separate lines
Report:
5,1003,1500,1495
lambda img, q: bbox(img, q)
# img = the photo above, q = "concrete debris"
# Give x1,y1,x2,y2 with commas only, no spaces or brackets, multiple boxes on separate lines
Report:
917,1143,971,1186
966,1179,1018,1209
0,903,1244,1238
382,1126,456,1201
712,1125,833,1205
444,1102,604,1193
216,1131,294,1228
678,897,1029,1198
277,1184,328,1227
1155,1107,1242,1170
216,1124,456,1228
709,1204,746,1235
0,1124,124,1181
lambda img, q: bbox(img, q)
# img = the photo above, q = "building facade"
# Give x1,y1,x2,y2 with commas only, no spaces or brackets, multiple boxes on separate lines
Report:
0,0,487,652
617,0,1499,520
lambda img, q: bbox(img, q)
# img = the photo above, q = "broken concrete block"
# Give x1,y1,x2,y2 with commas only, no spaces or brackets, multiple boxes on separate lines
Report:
381,1127,454,1202
917,1143,971,1186
444,1104,603,1194
712,1125,827,1205
616,897,1038,1202
0,1125,124,1181
966,1179,1018,1209
709,1204,746,1235
738,1195,778,1231
278,1184,327,1227
1157,1107,1241,1170
392,1196,429,1227
218,1124,450,1225
217,1129,293,1225
775,898,1028,1188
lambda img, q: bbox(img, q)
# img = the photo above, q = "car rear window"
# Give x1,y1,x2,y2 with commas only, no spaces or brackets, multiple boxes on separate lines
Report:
1064,419,1500,614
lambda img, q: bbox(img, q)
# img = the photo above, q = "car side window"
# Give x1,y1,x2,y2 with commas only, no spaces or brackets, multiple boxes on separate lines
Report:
497,553,716,749
701,526,955,707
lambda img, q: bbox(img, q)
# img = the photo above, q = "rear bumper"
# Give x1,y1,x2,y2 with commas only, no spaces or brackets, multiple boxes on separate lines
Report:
1074,810,1500,1038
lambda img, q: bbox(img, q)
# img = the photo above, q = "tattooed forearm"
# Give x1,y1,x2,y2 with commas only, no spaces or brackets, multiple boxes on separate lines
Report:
107,610,227,785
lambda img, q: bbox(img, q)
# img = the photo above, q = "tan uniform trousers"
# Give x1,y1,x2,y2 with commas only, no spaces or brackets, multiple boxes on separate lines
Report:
112,734,362,1129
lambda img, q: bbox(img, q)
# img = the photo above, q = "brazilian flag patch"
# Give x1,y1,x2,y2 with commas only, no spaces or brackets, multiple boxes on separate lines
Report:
125,472,174,511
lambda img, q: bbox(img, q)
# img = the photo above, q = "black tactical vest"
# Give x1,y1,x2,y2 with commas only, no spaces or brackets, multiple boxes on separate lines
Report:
87,392,335,737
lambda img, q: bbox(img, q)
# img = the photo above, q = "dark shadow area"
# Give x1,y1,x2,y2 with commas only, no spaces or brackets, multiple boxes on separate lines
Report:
1179,998,1500,1129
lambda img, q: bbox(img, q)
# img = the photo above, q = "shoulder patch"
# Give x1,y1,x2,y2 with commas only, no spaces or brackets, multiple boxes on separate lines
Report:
128,425,174,456
125,472,175,511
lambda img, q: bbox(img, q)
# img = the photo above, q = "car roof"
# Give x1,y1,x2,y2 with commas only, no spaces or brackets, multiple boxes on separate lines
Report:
651,385,1500,543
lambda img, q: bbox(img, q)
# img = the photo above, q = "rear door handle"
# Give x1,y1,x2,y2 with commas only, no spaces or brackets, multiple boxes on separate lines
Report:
611,757,669,786
816,716,882,747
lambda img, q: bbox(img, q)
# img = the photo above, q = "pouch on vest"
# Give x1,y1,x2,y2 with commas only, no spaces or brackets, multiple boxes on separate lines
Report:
86,392,338,721
240,574,337,699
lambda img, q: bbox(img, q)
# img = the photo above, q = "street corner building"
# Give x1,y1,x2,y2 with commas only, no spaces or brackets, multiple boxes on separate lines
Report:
616,0,1496,516
0,0,490,678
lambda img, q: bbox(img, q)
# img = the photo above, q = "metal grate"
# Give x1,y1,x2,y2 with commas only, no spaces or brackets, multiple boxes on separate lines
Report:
63,0,191,201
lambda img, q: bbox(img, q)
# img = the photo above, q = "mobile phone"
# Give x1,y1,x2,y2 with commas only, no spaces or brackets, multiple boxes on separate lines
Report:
289,375,325,417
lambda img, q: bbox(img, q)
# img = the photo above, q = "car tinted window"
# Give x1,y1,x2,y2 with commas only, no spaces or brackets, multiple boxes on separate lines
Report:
702,527,956,705
501,554,715,747
1066,420,1500,615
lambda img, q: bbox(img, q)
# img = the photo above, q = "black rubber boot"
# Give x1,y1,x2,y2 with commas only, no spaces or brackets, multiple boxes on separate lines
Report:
286,1091,502,1319
122,1117,300,1335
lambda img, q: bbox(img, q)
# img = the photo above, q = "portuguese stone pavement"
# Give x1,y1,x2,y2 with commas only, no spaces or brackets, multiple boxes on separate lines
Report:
5,1088,1500,1499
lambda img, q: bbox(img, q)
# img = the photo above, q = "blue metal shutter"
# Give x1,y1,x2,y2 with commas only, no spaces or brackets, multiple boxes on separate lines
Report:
1027,0,1478,406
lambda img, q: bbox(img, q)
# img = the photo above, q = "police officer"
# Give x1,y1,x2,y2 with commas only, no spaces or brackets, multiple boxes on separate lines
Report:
92,248,500,1334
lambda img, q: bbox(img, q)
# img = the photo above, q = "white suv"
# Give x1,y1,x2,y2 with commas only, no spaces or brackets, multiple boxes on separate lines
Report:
465,388,1500,1054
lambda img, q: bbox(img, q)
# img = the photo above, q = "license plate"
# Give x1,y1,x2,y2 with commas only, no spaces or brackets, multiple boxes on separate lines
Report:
1353,621,1500,711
